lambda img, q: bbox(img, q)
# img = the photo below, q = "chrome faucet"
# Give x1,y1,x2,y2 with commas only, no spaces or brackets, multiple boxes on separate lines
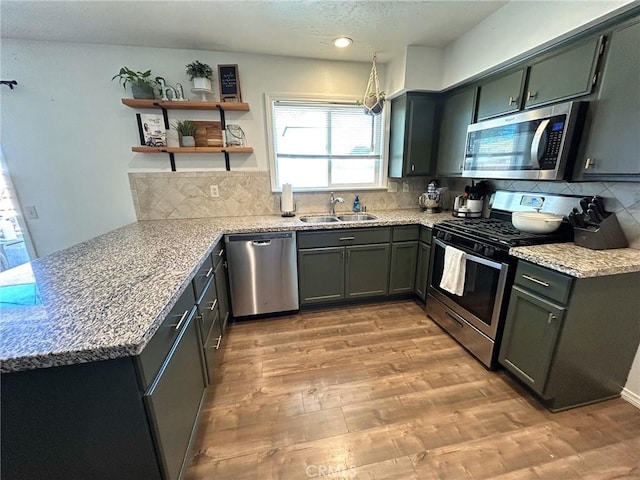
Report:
329,192,344,215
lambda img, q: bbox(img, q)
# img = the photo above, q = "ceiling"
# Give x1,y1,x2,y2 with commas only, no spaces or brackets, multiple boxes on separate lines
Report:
1,0,509,63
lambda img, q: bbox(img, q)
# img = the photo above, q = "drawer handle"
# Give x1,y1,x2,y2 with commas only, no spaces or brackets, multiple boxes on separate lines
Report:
215,335,222,350
204,267,213,278
170,309,189,331
339,236,355,241
209,298,218,312
521,274,549,287
217,249,224,257
547,313,556,324
445,311,464,328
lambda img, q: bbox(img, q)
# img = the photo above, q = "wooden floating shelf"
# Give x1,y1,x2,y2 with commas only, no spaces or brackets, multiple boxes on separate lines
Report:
131,146,253,154
121,98,250,111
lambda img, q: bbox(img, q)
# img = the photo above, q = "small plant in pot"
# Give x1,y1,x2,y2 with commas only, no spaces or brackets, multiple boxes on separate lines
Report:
172,120,197,147
112,67,157,99
358,91,385,116
186,60,213,91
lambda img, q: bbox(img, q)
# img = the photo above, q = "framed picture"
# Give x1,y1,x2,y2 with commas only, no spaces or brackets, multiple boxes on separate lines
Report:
217,64,242,102
136,114,166,147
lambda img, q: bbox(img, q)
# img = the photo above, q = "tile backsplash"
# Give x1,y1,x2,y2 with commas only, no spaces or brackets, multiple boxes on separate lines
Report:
129,171,640,249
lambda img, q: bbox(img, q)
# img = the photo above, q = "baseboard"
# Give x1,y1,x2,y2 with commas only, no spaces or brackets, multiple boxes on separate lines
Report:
621,387,640,410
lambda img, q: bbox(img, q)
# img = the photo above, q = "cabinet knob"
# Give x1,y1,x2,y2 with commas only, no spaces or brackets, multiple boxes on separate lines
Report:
526,91,537,101
585,158,595,169
411,164,415,172
547,313,556,324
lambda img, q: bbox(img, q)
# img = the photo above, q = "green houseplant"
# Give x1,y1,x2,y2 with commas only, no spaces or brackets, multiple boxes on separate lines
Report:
186,60,213,91
112,67,157,99
172,120,197,147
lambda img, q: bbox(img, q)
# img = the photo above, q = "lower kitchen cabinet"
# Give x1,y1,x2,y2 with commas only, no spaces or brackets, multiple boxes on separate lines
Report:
498,260,640,411
414,227,433,301
297,228,391,305
389,225,420,295
144,308,206,480
214,252,230,332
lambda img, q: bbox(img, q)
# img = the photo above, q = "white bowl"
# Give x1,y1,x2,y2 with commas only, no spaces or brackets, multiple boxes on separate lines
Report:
512,211,564,234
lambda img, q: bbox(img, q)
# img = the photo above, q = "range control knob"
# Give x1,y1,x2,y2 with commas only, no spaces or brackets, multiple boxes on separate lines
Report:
444,233,452,242
484,246,495,257
473,243,483,253
437,231,444,240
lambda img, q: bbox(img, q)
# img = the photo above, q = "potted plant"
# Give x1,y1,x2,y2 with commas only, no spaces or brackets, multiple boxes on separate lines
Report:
358,91,385,116
112,67,157,99
172,120,197,147
186,60,213,91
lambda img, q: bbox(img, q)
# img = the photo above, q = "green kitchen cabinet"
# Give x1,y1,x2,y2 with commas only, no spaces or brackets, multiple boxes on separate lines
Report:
574,19,640,180
345,244,391,298
389,225,420,295
413,227,433,301
298,246,346,304
214,254,230,332
388,92,439,178
499,260,640,411
477,70,525,121
436,87,477,177
524,36,603,109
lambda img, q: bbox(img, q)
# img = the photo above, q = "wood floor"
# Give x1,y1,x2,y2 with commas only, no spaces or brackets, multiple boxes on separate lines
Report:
184,300,640,480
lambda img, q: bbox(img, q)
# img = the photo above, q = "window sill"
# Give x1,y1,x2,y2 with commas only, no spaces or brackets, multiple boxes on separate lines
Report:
272,186,391,193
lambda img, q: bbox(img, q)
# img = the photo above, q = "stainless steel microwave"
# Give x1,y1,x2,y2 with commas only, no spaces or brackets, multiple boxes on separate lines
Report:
463,101,587,181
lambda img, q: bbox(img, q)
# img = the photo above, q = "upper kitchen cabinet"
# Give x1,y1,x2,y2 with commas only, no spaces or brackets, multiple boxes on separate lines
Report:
476,70,524,121
524,36,603,109
388,92,439,178
574,19,640,181
436,87,477,177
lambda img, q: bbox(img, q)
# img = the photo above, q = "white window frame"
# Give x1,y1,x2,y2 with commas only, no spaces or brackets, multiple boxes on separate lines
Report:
265,93,388,192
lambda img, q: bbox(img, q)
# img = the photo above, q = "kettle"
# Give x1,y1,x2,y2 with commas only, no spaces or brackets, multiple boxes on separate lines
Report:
453,195,484,218
419,181,446,213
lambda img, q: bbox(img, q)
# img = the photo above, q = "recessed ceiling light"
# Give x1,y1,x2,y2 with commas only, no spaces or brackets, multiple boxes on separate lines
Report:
333,37,353,48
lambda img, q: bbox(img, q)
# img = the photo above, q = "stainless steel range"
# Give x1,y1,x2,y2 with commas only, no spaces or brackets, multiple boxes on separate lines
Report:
426,191,581,369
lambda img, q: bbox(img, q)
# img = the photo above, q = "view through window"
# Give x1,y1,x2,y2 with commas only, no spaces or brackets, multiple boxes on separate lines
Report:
269,98,385,190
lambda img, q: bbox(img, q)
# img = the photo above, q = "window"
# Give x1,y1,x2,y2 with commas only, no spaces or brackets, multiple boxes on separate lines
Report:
267,95,386,191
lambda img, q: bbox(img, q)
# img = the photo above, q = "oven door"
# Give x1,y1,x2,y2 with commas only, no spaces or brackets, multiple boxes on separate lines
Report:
428,238,509,340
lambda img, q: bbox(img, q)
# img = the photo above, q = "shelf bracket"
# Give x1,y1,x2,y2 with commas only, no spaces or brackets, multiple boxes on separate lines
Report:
161,150,177,171
216,105,227,130
155,104,170,130
222,150,230,171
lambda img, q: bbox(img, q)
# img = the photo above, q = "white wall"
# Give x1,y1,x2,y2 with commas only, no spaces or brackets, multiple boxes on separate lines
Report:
0,40,375,255
442,0,636,88
385,46,443,96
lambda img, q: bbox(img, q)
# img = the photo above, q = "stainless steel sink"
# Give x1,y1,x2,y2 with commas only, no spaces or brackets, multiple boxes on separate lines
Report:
299,215,341,223
336,214,378,222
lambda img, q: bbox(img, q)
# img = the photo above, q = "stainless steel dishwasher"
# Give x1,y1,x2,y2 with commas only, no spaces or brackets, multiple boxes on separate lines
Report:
225,231,299,317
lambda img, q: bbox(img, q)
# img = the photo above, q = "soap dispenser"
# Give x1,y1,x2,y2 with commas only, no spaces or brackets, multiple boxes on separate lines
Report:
353,195,361,212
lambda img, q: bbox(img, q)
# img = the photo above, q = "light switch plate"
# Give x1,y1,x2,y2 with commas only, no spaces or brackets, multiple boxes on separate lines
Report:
25,205,39,219
209,185,219,198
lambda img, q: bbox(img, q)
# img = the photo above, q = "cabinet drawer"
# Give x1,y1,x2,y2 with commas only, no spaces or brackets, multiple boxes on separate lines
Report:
419,226,433,245
211,239,225,268
138,288,196,389
514,261,573,305
392,225,419,242
297,227,391,248
196,276,218,346
192,254,214,302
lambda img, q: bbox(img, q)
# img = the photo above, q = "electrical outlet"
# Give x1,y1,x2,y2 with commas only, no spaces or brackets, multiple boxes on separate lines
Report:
388,182,398,193
24,205,39,219
402,181,410,193
209,185,219,198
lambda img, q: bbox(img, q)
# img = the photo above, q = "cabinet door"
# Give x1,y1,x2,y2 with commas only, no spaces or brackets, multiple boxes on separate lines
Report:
436,87,476,177
525,36,602,108
389,242,418,295
498,286,565,396
388,93,438,178
214,258,230,332
202,310,223,385
574,21,640,180
477,70,525,121
414,242,431,301
144,311,205,480
298,247,345,305
345,244,390,299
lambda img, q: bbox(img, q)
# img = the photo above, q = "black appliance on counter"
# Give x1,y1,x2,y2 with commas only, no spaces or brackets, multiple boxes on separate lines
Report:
426,191,581,369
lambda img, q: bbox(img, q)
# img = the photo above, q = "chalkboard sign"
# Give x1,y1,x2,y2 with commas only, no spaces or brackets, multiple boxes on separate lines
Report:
217,64,242,102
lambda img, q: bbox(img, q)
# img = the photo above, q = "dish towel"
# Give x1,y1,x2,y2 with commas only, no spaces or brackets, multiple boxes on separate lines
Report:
439,245,466,296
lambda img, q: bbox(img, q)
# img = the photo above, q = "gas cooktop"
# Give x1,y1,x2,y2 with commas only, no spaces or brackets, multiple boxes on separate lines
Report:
435,216,574,248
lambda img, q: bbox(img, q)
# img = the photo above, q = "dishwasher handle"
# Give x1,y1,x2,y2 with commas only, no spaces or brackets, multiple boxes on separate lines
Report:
252,240,272,246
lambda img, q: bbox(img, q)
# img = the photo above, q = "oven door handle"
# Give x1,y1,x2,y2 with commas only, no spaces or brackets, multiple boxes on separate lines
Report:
433,238,504,270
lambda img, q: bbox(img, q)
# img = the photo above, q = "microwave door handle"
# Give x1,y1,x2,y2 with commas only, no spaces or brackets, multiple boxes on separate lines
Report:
530,119,550,169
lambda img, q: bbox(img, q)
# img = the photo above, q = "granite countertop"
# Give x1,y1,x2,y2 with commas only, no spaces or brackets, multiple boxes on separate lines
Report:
509,243,640,278
0,210,449,373
3,209,638,373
